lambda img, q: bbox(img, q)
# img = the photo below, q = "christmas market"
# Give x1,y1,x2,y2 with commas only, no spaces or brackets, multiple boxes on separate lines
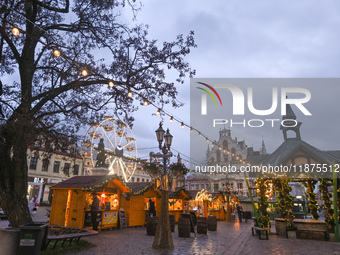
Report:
49,175,130,230
168,187,193,222
3,0,340,254
122,182,161,227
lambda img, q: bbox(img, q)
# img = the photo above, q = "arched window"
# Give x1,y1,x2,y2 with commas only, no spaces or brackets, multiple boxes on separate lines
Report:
216,150,221,163
223,141,228,150
223,141,228,161
231,148,236,161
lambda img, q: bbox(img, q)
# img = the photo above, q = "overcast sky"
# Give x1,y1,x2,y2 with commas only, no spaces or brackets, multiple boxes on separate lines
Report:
123,0,340,167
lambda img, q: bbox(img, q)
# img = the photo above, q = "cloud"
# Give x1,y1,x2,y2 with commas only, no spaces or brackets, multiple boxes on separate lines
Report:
124,0,340,166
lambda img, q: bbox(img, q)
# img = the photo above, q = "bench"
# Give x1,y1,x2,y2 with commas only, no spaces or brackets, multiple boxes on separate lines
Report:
295,229,328,241
45,226,98,250
251,226,268,240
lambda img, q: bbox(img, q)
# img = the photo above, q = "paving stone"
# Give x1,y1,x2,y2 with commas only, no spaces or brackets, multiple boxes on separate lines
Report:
3,207,340,255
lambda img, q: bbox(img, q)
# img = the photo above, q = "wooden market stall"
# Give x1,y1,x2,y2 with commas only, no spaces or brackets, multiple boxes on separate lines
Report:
168,187,193,222
209,192,225,220
187,189,211,218
49,175,130,230
121,182,161,227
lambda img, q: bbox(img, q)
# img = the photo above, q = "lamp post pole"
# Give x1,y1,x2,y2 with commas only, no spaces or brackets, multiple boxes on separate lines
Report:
152,122,174,250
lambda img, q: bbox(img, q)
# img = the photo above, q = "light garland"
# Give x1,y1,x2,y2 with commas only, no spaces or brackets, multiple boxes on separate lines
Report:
2,18,259,170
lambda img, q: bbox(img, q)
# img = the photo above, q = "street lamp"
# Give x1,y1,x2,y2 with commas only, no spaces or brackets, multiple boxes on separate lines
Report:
150,122,175,249
164,129,173,150
145,122,188,249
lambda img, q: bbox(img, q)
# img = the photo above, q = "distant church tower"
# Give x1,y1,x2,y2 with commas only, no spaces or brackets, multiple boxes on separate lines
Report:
260,139,267,155
280,103,302,140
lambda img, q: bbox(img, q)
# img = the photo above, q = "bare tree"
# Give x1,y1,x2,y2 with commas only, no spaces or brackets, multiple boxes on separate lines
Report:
0,0,195,228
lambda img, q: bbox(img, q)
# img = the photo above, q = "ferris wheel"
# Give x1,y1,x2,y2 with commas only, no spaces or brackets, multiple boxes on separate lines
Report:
81,116,138,182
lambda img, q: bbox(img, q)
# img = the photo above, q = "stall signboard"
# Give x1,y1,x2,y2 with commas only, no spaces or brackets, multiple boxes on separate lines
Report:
119,209,127,229
102,211,118,225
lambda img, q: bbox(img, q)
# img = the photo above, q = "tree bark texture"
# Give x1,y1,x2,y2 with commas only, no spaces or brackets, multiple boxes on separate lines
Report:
152,190,174,250
0,121,34,228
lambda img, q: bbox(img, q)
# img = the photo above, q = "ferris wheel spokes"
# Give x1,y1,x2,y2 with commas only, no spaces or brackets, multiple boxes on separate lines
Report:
82,117,138,182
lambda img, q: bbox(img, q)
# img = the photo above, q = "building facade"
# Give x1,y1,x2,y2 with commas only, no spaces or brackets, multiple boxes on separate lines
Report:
187,128,266,196
27,137,84,204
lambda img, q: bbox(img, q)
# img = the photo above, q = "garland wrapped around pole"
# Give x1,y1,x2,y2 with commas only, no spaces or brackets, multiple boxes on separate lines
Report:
273,178,295,230
243,173,259,224
255,178,270,230
303,179,319,220
320,178,334,232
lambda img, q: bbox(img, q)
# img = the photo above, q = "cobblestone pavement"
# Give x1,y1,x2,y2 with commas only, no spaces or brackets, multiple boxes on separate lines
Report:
2,208,340,255
65,220,340,255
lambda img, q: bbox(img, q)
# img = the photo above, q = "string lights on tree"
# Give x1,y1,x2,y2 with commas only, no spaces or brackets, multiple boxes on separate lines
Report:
2,22,260,171
12,27,19,35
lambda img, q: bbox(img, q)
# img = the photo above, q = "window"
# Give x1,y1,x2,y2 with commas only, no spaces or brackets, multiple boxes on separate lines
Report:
64,163,70,174
53,161,60,173
142,178,145,182
42,159,49,172
231,148,236,161
73,164,79,175
214,184,219,192
237,183,243,192
146,179,149,182
131,177,135,182
29,157,38,170
196,184,199,189
216,150,221,162
137,178,140,182
70,147,75,154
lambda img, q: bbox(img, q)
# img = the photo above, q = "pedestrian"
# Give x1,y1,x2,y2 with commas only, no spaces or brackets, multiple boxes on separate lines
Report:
149,199,156,217
91,193,100,231
29,197,35,213
237,204,243,222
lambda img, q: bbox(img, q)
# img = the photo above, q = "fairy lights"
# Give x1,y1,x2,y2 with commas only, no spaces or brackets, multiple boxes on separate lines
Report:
12,27,20,35
5,21,255,169
53,49,61,57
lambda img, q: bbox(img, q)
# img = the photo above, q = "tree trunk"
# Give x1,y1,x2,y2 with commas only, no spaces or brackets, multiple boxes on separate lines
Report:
0,123,33,228
1,195,33,228
152,190,174,250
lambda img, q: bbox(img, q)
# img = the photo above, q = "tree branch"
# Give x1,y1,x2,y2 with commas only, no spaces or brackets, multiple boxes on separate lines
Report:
36,0,69,14
30,78,113,116
0,25,21,61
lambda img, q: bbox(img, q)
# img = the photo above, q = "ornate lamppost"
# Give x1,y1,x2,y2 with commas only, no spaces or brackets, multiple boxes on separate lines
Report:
148,122,175,250
144,122,189,249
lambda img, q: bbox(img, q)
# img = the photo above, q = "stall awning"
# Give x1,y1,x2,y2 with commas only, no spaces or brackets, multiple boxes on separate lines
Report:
50,175,130,193
126,182,159,195
169,187,192,200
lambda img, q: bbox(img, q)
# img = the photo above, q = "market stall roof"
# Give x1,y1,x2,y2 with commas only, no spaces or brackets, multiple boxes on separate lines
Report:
187,190,199,199
125,182,160,196
256,138,340,166
210,192,224,201
50,175,130,193
169,187,192,200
